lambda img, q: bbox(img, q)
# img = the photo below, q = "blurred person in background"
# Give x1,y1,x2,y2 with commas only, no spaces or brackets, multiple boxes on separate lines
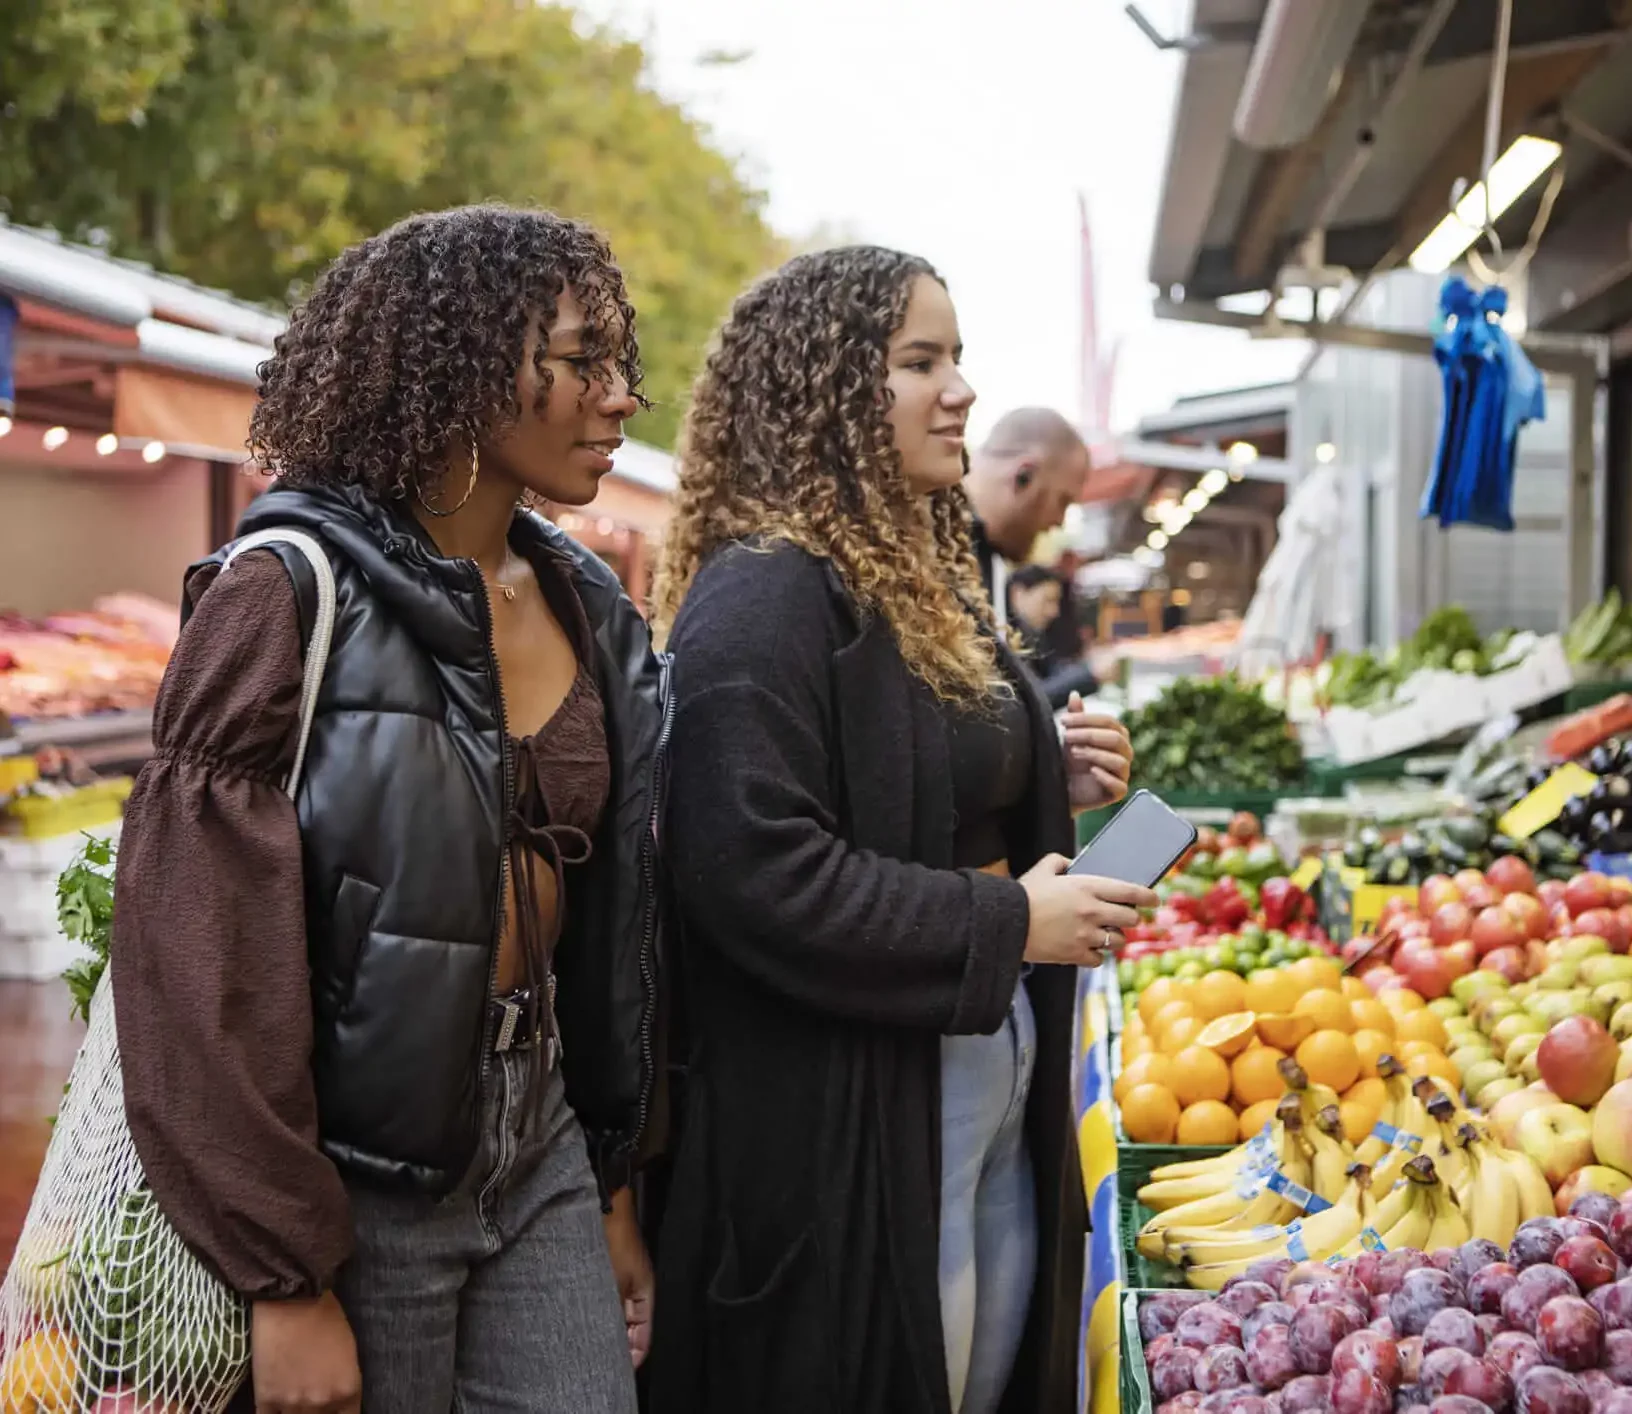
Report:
646,246,1148,1414
962,407,1091,624
110,206,668,1414
1007,564,1099,709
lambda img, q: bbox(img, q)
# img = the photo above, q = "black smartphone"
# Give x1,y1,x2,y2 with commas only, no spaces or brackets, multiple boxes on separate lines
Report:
1067,788,1198,888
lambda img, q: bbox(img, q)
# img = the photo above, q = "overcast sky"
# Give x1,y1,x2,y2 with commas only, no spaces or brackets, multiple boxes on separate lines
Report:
575,0,1308,442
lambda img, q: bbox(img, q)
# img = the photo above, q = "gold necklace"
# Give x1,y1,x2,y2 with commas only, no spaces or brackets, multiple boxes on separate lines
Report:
491,547,518,603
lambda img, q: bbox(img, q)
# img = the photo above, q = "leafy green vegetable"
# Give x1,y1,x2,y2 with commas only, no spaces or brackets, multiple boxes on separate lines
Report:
1123,675,1304,793
58,834,117,1023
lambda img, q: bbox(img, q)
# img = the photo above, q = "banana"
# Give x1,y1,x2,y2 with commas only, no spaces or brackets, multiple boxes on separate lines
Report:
1139,1095,1305,1211
1178,1172,1370,1287
1491,1144,1557,1225
1373,1162,1434,1251
1419,1089,1472,1199
1354,1061,1419,1168
1156,1143,1315,1245
1460,1128,1521,1249
1308,1105,1356,1201
1425,1178,1472,1250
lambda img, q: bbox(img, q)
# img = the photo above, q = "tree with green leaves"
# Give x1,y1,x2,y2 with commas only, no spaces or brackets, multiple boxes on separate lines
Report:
0,0,784,445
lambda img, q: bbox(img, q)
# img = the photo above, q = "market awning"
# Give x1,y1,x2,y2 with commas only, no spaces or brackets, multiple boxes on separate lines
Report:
1146,0,1632,333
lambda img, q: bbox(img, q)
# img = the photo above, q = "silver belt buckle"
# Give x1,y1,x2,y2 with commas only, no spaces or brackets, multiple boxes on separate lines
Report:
495,996,523,1053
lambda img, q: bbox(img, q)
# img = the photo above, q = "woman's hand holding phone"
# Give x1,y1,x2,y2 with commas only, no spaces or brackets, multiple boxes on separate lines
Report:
1018,855,1158,969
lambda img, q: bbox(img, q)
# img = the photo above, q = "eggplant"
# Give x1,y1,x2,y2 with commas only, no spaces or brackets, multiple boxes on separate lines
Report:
1590,744,1618,775
1560,795,1593,836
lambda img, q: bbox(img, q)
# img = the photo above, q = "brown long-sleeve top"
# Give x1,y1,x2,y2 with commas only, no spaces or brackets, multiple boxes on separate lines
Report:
110,547,608,1299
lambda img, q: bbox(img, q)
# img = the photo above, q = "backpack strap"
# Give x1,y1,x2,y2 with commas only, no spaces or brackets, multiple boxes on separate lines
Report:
223,528,337,799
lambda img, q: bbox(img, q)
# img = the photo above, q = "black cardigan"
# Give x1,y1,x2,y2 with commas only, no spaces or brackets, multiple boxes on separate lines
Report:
648,541,1084,1414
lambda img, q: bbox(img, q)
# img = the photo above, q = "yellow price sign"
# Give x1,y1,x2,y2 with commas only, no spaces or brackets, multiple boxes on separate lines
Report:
1497,763,1599,841
1352,884,1418,932
1289,856,1323,891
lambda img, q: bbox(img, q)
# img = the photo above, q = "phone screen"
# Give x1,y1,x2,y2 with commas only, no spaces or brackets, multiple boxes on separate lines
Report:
1067,789,1198,888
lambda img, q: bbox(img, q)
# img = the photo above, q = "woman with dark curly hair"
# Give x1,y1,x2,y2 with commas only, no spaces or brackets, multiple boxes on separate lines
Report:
109,205,669,1413
646,246,1150,1414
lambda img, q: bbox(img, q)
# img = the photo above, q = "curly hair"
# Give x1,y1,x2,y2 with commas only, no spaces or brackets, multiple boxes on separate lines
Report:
249,205,645,497
651,245,1002,701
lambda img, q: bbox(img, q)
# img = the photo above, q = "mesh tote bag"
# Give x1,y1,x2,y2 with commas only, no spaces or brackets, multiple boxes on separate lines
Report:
0,530,337,1413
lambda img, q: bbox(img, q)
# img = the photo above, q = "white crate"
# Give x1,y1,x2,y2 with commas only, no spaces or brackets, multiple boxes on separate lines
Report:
0,928,89,982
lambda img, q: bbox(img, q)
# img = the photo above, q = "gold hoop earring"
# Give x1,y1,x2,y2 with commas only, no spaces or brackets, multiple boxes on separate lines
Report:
416,442,479,518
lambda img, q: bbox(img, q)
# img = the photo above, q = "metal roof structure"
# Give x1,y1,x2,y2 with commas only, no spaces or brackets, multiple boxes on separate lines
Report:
1145,0,1632,336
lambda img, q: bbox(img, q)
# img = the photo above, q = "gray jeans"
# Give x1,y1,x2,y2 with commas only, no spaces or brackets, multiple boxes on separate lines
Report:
334,1052,638,1414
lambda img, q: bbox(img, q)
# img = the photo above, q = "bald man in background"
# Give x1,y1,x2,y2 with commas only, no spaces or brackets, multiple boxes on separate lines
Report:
965,407,1093,621
966,408,1101,707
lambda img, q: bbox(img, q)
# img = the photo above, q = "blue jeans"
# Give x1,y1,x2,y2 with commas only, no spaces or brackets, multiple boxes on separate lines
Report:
939,983,1038,1414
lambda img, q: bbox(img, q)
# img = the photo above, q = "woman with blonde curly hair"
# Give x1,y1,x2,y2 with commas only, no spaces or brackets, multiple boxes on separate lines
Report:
645,246,1152,1414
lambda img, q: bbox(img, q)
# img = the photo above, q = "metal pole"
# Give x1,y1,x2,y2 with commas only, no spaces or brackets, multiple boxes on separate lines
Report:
1568,362,1601,621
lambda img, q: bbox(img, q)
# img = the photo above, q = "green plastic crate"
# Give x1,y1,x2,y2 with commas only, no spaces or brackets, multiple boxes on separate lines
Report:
1114,1138,1231,1290
1120,1289,1155,1414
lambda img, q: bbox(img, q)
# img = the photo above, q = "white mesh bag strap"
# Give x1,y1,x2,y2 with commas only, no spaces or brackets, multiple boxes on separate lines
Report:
223,528,337,798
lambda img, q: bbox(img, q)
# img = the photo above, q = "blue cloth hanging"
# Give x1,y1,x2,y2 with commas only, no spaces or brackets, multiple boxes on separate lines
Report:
1419,275,1544,531
0,295,16,416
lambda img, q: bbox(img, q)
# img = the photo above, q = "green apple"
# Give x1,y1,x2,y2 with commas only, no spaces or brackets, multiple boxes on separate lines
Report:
1563,935,1612,962
1476,1074,1526,1109
1462,1058,1509,1098
1611,1000,1632,1041
1428,998,1466,1020
1474,996,1521,1031
1453,973,1508,1007
1583,956,1632,987
1505,1031,1545,1072
1537,961,1583,991
1492,1012,1547,1054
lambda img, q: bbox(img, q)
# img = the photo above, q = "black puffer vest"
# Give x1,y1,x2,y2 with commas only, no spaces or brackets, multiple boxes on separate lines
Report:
186,484,671,1198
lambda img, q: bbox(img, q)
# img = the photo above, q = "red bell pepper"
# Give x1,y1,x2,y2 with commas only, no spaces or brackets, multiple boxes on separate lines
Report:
1260,877,1308,931
1201,879,1251,930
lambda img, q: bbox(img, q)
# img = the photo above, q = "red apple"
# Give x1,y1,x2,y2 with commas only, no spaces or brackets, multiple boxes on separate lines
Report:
1612,877,1632,904
1503,892,1551,941
1472,906,1525,957
1483,945,1530,983
1431,902,1475,947
1619,904,1632,942
1568,873,1617,919
1539,1016,1621,1108
1420,874,1463,914
1398,917,1434,942
1525,939,1550,976
1550,902,1575,936
1443,940,1477,979
1462,882,1499,913
1380,896,1417,930
1576,909,1628,954
1365,967,1402,994
1399,947,1458,1000
1489,856,1539,897
1540,879,1569,908
1455,868,1489,894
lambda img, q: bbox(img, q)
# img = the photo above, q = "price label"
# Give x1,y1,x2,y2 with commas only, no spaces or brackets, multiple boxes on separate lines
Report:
1289,856,1323,890
1351,884,1418,931
1498,763,1599,840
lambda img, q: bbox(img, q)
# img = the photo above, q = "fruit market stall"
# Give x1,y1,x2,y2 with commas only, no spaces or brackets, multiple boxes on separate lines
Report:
1079,661,1632,1405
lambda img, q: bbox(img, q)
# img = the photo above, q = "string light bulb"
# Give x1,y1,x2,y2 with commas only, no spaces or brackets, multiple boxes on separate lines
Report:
1315,441,1337,464
1182,488,1209,514
141,440,166,463
0,415,12,437
96,434,119,456
42,426,69,451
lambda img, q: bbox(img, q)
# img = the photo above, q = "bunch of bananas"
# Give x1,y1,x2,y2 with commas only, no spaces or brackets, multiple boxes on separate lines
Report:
1133,1053,1557,1290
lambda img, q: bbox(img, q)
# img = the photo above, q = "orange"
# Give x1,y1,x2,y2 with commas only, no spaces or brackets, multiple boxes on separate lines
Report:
1197,1012,1258,1058
1171,1045,1233,1107
1192,971,1248,1021
1349,999,1396,1037
1379,987,1427,1017
1177,1100,1239,1146
1239,1098,1280,1142
1344,1076,1388,1113
1121,1083,1182,1144
1292,989,1354,1034
1138,978,1188,1027
1406,1050,1459,1089
1256,1013,1317,1051
1287,956,1344,994
1114,1052,1177,1103
1160,1015,1207,1054
1123,1012,1147,1039
1338,1099,1377,1144
1231,1045,1288,1108
1120,1031,1155,1063
1351,1028,1393,1078
1341,976,1373,1002
1294,1029,1361,1092
1245,969,1299,1016
1152,998,1198,1038
1395,1009,1449,1050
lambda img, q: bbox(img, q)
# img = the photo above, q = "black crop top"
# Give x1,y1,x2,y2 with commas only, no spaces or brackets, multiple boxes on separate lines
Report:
945,681,1033,869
